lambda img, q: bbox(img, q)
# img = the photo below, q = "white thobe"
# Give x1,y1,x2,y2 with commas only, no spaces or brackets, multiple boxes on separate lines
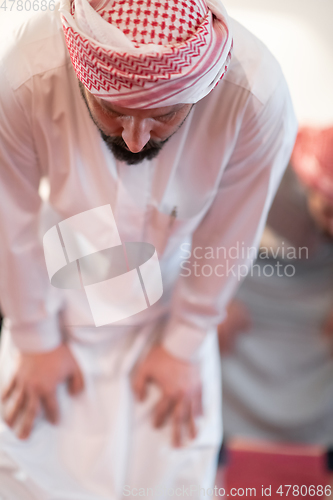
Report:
0,6,297,499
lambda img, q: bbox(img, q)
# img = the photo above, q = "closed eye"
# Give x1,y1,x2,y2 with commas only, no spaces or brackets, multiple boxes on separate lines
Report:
154,112,177,122
101,107,123,118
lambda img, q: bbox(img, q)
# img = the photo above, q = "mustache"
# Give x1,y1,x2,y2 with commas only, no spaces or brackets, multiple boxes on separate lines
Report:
101,133,166,152
100,130,169,165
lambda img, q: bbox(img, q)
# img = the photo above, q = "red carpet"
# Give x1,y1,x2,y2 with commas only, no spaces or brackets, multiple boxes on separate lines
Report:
216,440,331,499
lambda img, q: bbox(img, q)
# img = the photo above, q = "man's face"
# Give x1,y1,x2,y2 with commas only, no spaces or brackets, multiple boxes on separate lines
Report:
307,188,333,237
79,82,193,165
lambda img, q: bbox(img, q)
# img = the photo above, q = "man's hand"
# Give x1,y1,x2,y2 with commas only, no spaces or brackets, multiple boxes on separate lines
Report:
1,344,84,440
132,345,203,448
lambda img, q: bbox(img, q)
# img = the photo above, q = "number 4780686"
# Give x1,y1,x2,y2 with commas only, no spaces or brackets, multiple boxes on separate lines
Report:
276,485,332,496
0,0,55,11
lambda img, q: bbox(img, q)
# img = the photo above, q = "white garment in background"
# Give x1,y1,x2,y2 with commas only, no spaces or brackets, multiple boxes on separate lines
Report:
0,5,297,498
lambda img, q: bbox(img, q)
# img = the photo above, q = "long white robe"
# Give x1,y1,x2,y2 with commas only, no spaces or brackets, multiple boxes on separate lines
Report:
0,5,297,499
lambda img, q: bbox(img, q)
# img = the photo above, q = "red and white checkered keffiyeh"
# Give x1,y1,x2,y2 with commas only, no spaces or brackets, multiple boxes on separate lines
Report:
59,0,233,108
291,127,333,200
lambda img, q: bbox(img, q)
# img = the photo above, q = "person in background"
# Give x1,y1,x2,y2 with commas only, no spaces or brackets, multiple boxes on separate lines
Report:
218,127,333,498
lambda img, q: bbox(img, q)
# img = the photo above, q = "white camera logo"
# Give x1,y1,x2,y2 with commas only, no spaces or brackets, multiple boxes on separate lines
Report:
43,205,163,326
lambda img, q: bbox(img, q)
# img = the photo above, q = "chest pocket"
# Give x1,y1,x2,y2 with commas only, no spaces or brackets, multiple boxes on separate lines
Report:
144,204,207,258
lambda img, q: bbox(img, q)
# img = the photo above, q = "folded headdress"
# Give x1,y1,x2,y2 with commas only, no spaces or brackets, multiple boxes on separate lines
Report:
60,0,233,108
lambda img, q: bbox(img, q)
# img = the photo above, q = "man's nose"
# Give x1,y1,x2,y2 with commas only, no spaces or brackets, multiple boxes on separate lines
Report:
121,117,151,153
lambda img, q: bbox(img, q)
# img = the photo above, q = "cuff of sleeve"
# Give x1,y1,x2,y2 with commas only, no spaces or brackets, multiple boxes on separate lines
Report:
161,318,208,362
8,316,63,353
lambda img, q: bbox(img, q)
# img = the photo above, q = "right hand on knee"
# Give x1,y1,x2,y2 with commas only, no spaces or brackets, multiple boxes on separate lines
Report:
1,343,84,439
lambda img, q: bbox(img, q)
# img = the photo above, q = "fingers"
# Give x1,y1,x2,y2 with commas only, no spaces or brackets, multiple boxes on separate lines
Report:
172,398,187,448
0,344,84,440
131,345,203,447
2,386,26,428
67,369,84,396
171,389,203,447
3,387,57,438
5,388,62,437
1,376,17,402
187,400,197,441
17,392,40,440
153,397,174,428
62,345,84,396
42,393,59,424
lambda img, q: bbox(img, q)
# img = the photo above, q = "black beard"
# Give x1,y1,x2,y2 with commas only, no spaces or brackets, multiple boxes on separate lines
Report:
78,80,168,165
99,131,169,165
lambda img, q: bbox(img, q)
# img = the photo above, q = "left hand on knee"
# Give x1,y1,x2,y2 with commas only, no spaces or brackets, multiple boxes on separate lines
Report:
132,345,203,447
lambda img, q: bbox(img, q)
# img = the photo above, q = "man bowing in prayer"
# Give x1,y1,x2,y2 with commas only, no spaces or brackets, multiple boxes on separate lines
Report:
0,0,297,498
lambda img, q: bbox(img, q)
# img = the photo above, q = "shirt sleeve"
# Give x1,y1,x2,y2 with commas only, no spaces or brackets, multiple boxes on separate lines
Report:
0,64,63,352
162,76,298,361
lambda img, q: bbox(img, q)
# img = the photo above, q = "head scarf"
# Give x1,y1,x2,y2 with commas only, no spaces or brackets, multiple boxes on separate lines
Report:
59,0,233,108
291,126,333,200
